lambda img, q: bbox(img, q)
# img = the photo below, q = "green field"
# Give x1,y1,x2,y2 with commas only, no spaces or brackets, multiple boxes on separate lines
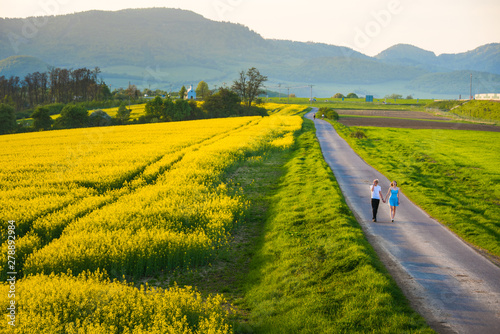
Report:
264,97,434,111
330,122,500,258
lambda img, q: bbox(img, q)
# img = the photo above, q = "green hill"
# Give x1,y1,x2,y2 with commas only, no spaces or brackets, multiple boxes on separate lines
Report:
291,56,426,84
0,8,498,97
376,43,500,75
0,55,50,78
407,70,500,95
375,43,437,67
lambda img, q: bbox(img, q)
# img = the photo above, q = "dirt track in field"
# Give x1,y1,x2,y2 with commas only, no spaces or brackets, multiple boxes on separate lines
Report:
335,109,500,132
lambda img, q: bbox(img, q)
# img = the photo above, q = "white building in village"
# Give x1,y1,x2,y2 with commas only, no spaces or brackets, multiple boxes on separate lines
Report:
475,93,500,101
186,85,196,100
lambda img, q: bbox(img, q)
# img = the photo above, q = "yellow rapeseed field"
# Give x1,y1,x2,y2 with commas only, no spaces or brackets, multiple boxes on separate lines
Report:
0,110,304,332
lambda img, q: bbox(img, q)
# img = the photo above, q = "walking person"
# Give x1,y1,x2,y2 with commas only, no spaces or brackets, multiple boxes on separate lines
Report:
370,179,384,222
384,181,400,222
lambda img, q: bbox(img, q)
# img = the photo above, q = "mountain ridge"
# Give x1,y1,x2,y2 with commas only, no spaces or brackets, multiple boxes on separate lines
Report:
1,8,499,98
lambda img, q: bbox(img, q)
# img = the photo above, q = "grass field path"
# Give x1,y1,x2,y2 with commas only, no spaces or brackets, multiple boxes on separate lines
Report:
307,109,500,334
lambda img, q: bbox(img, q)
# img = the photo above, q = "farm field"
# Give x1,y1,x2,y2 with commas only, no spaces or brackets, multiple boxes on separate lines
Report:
0,112,302,332
338,117,500,131
0,104,435,333
335,108,500,131
265,97,435,111
90,103,148,120
336,109,451,120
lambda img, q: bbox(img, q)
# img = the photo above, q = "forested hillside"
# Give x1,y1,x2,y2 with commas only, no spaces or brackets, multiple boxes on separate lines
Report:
1,8,499,97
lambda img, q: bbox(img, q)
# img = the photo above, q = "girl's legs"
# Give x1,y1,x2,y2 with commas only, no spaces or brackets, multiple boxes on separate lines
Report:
390,206,396,221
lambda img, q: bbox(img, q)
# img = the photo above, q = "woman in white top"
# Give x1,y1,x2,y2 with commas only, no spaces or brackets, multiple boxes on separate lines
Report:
370,179,384,222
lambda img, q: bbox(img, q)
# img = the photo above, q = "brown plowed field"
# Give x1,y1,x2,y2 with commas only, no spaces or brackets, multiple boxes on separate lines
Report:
336,109,500,132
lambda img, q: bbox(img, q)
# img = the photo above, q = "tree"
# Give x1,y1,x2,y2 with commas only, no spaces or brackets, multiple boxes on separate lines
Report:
203,88,241,118
0,103,17,134
31,106,53,130
195,81,210,100
125,83,140,100
385,94,403,100
232,67,267,107
54,105,89,129
116,102,131,123
333,93,344,99
346,93,358,98
319,107,339,121
173,99,191,121
179,86,187,100
145,96,164,120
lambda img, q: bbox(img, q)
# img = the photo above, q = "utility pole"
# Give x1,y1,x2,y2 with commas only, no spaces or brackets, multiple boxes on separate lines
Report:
470,73,473,100
309,85,314,104
287,86,290,104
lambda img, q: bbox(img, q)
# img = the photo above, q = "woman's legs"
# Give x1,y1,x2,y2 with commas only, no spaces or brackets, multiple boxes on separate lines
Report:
390,206,397,221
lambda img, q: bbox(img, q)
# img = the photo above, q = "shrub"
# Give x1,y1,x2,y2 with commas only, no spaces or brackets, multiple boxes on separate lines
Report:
53,104,89,129
318,107,339,121
350,129,367,139
89,110,112,127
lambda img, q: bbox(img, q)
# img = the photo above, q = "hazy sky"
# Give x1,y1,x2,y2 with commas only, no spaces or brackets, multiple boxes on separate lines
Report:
1,0,499,56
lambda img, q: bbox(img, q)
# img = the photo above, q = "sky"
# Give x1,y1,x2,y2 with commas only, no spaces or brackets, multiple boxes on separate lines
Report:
1,0,499,56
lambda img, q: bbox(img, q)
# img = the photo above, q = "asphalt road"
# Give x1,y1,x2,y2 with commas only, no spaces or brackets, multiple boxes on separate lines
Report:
307,110,500,334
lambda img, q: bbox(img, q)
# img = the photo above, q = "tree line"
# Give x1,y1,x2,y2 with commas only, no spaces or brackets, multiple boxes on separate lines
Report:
142,68,268,122
0,67,268,135
0,67,110,111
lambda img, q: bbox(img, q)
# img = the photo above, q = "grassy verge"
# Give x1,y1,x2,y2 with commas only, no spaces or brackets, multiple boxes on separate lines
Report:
450,100,500,123
243,119,433,333
328,121,500,259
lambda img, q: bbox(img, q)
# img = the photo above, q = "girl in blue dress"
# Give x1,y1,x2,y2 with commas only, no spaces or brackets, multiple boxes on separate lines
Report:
384,181,400,222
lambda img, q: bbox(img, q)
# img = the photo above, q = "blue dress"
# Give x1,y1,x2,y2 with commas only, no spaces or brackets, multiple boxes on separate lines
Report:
389,189,399,207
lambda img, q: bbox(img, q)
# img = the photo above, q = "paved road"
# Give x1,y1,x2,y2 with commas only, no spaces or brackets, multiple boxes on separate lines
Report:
307,110,500,334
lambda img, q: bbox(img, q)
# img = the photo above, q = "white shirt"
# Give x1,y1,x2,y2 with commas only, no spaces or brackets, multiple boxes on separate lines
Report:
371,185,382,199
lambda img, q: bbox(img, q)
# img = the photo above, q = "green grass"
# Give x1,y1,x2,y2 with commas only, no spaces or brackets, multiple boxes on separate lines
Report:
424,100,464,111
450,100,500,123
264,97,434,111
337,114,459,123
329,121,500,258
243,119,433,333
